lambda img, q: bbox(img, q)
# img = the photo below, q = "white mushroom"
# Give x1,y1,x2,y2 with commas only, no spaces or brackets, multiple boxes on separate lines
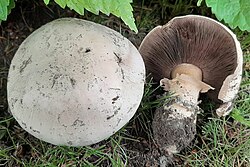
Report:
7,18,145,146
139,15,242,153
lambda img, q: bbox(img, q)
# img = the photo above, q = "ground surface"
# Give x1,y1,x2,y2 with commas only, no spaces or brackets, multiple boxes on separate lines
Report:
0,0,250,167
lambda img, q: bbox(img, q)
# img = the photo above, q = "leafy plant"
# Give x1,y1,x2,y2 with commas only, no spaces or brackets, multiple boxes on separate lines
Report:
198,0,250,31
0,0,137,33
0,0,15,21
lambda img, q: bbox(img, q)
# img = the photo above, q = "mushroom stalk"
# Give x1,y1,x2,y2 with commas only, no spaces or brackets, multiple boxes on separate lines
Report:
152,63,214,154
161,63,214,106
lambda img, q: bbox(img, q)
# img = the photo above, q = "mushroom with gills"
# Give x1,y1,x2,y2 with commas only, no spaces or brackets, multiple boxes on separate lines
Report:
139,15,243,154
7,18,145,146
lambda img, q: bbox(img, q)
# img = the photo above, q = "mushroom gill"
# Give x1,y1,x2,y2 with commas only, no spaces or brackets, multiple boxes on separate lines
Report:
139,15,238,102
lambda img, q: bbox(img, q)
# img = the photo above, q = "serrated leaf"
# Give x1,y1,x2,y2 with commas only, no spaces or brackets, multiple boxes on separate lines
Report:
46,0,138,33
205,0,250,31
99,0,138,33
81,0,100,15
67,0,84,15
0,0,10,21
100,0,111,15
55,0,67,8
117,0,137,33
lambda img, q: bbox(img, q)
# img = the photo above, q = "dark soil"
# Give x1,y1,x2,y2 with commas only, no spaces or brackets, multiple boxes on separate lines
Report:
153,106,197,154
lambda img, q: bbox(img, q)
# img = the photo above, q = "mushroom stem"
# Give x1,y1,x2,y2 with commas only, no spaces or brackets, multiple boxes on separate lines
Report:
161,63,214,105
152,64,215,154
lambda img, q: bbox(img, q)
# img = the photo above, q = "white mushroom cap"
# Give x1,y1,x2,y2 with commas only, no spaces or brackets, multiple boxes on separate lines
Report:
7,18,145,146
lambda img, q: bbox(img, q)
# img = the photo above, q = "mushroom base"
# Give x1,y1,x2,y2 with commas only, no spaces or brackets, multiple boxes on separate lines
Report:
153,64,214,153
152,95,200,154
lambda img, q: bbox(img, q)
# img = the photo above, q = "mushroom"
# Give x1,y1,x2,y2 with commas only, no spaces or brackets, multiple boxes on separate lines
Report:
139,15,242,153
7,18,145,146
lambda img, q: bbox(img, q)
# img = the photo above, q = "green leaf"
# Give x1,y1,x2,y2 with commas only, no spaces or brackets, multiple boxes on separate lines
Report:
197,0,203,7
231,109,250,126
46,0,138,33
0,0,10,21
55,0,67,8
205,0,250,31
7,0,15,15
117,0,138,33
76,0,100,15
44,0,50,5
110,0,138,32
67,0,85,15
100,0,111,15
0,129,6,140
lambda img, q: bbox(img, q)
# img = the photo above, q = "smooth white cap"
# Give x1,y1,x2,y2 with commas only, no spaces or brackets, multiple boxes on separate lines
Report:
7,18,145,146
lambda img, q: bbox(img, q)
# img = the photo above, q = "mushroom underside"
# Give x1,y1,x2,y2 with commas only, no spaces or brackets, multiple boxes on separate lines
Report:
139,16,238,103
139,15,241,154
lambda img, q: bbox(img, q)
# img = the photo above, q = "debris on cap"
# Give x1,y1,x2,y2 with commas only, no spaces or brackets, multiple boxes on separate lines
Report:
7,18,145,146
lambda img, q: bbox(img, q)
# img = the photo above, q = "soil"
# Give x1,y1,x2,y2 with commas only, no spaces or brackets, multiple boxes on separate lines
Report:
153,106,197,154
